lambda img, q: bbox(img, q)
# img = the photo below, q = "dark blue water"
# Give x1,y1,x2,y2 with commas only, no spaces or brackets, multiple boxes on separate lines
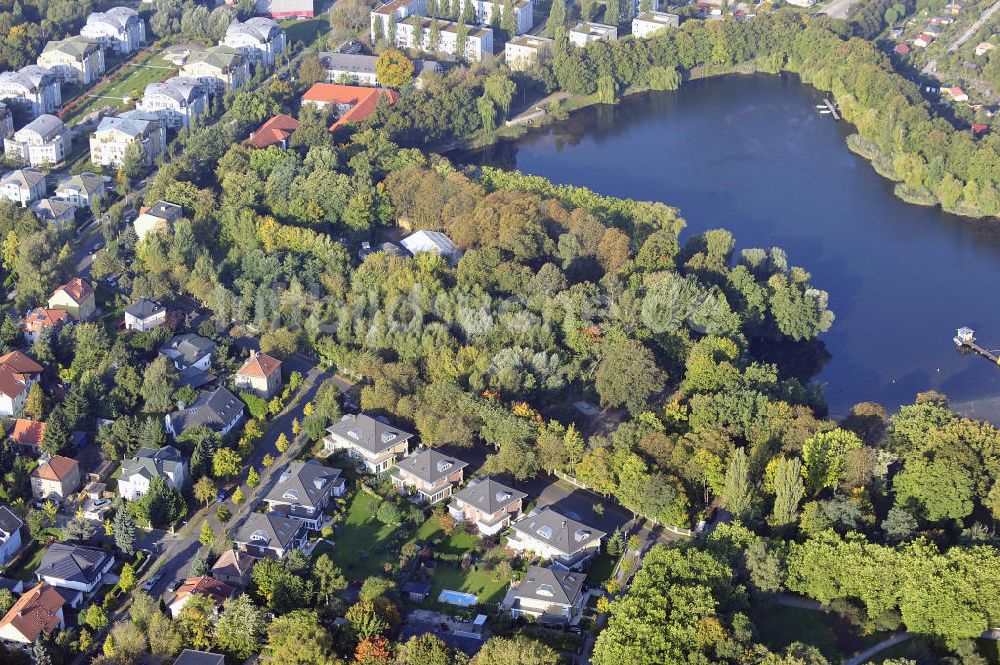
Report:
465,74,1000,417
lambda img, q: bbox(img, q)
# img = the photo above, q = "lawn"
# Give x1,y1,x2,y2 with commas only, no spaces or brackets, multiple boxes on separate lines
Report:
66,51,178,125
752,605,842,660
426,561,512,606
282,17,330,47
586,551,620,587
410,519,480,557
319,491,402,581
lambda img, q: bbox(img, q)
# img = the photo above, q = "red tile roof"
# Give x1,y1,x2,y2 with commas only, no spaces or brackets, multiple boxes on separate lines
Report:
237,352,282,379
33,455,78,482
0,583,64,643
11,419,45,447
52,278,94,305
22,308,71,335
0,352,43,400
248,114,300,149
301,84,399,130
171,576,235,611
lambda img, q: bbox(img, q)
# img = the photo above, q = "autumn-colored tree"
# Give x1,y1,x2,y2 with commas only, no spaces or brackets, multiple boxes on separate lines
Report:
354,635,393,665
276,433,290,453
375,49,415,88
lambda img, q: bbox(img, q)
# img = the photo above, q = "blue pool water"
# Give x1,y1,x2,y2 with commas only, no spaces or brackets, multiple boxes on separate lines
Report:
438,589,478,606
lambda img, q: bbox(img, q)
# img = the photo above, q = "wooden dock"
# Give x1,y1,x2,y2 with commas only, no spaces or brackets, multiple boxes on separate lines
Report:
823,98,841,121
955,328,1000,364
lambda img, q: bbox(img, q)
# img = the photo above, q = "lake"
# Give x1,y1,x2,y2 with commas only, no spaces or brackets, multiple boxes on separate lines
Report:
460,74,1000,418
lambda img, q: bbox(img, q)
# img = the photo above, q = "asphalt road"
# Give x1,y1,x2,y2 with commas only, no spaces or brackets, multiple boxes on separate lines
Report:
819,0,860,19
948,0,1000,52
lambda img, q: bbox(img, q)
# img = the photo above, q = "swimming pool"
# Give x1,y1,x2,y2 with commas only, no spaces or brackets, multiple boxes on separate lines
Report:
438,589,478,607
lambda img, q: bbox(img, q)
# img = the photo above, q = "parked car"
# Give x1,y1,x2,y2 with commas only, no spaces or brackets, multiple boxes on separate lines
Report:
167,579,183,593
143,569,165,592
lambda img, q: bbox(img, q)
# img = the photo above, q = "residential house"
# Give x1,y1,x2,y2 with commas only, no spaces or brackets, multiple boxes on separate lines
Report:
159,333,216,388
247,114,298,149
390,448,467,504
0,66,62,120
167,577,235,618
134,200,183,240
89,113,165,169
504,35,553,70
117,445,187,500
35,543,114,607
319,52,380,86
0,583,65,644
894,43,911,56
10,419,45,454
22,307,71,345
253,0,316,18
233,512,307,559
137,76,209,130
394,18,494,61
323,413,415,474
0,102,12,138
945,86,969,102
234,351,282,398
914,32,935,47
174,651,225,665
4,114,71,167
631,10,679,38
501,565,585,623
400,230,462,264
263,461,345,530
507,508,606,570
30,198,77,230
0,353,44,418
180,46,249,95
81,7,146,54
165,387,245,438
0,168,47,207
975,41,995,57
124,298,167,332
48,278,96,321
0,506,23,566
37,36,105,85
55,172,105,207
448,476,526,536
301,83,399,130
210,549,257,589
568,21,617,47
31,455,81,501
222,17,287,68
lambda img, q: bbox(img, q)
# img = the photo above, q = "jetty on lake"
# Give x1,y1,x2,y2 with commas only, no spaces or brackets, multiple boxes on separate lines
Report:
816,98,841,120
954,327,1000,364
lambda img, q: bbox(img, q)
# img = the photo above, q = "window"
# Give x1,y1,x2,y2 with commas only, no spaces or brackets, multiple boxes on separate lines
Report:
282,490,299,501
536,584,555,597
574,529,590,542
536,525,553,540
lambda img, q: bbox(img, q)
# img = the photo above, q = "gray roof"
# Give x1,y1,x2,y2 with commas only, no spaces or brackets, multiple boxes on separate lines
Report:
120,445,184,484
42,36,100,58
118,109,162,125
166,387,244,436
326,414,414,456
515,565,585,606
0,66,55,94
86,6,139,32
184,45,243,71
125,298,165,319
394,448,467,484
37,543,111,585
57,172,103,195
143,200,184,222
265,461,343,509
160,333,215,369
2,168,46,190
31,197,76,221
144,77,205,104
234,512,303,551
511,508,606,557
95,114,151,139
173,650,225,665
451,477,526,515
226,17,282,41
17,113,64,141
0,505,23,541
319,52,377,74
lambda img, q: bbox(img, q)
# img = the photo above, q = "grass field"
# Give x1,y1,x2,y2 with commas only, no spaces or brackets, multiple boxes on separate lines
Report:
585,551,620,586
426,561,512,605
66,51,177,125
317,491,402,581
410,518,480,556
752,605,843,660
282,17,330,47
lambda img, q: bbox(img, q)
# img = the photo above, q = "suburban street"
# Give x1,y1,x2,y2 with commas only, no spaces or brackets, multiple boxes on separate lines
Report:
947,0,1000,52
819,0,861,19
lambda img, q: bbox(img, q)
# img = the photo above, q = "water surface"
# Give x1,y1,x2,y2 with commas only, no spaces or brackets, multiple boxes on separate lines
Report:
461,74,1000,417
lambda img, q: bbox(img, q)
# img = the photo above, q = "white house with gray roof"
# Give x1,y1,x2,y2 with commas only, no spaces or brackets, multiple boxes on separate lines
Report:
165,387,244,439
37,36,105,85
180,46,249,94
390,448,467,504
233,512,307,560
0,66,62,119
159,333,216,388
449,476,526,536
221,18,286,68
30,197,77,230
134,199,183,240
35,543,114,607
568,21,617,47
89,113,165,168
137,77,209,130
1,168,47,207
56,172,105,207
124,298,166,332
117,445,187,500
0,506,23,566
81,7,146,54
501,565,585,623
323,413,415,474
4,114,70,167
263,461,345,529
507,507,606,570
631,10,679,38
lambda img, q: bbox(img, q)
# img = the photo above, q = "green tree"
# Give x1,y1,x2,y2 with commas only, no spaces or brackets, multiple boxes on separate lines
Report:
801,429,863,496
119,562,136,593
247,467,260,488
82,604,109,631
397,634,461,665
604,0,620,24
594,339,666,413
500,0,517,36
313,554,348,604
471,635,560,665
345,600,389,639
546,0,566,36
113,506,137,556
194,476,217,506
721,448,752,520
213,448,242,479
199,520,214,547
142,356,178,412
263,609,338,665
770,456,804,529
42,407,71,455
215,594,267,660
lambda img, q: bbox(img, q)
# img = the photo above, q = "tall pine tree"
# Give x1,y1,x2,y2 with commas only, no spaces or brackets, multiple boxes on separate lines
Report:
547,0,566,36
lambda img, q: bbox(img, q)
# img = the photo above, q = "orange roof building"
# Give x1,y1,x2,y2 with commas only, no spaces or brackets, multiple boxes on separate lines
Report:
22,307,71,343
300,83,399,130
11,419,46,450
234,351,283,399
168,577,235,618
0,583,65,643
48,277,97,321
0,352,43,417
31,455,81,499
248,114,300,149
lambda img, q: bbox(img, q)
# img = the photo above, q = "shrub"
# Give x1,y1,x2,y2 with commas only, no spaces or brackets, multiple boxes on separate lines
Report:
240,392,269,420
376,501,402,526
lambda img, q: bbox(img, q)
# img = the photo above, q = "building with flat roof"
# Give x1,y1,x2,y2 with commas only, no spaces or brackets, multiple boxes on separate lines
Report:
568,21,617,47
253,0,315,18
631,10,679,38
505,34,553,70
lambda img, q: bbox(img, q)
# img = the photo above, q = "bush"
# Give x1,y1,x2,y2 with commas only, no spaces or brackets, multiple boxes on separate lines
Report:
240,392,269,420
376,501,402,525
217,505,232,522
321,525,334,539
